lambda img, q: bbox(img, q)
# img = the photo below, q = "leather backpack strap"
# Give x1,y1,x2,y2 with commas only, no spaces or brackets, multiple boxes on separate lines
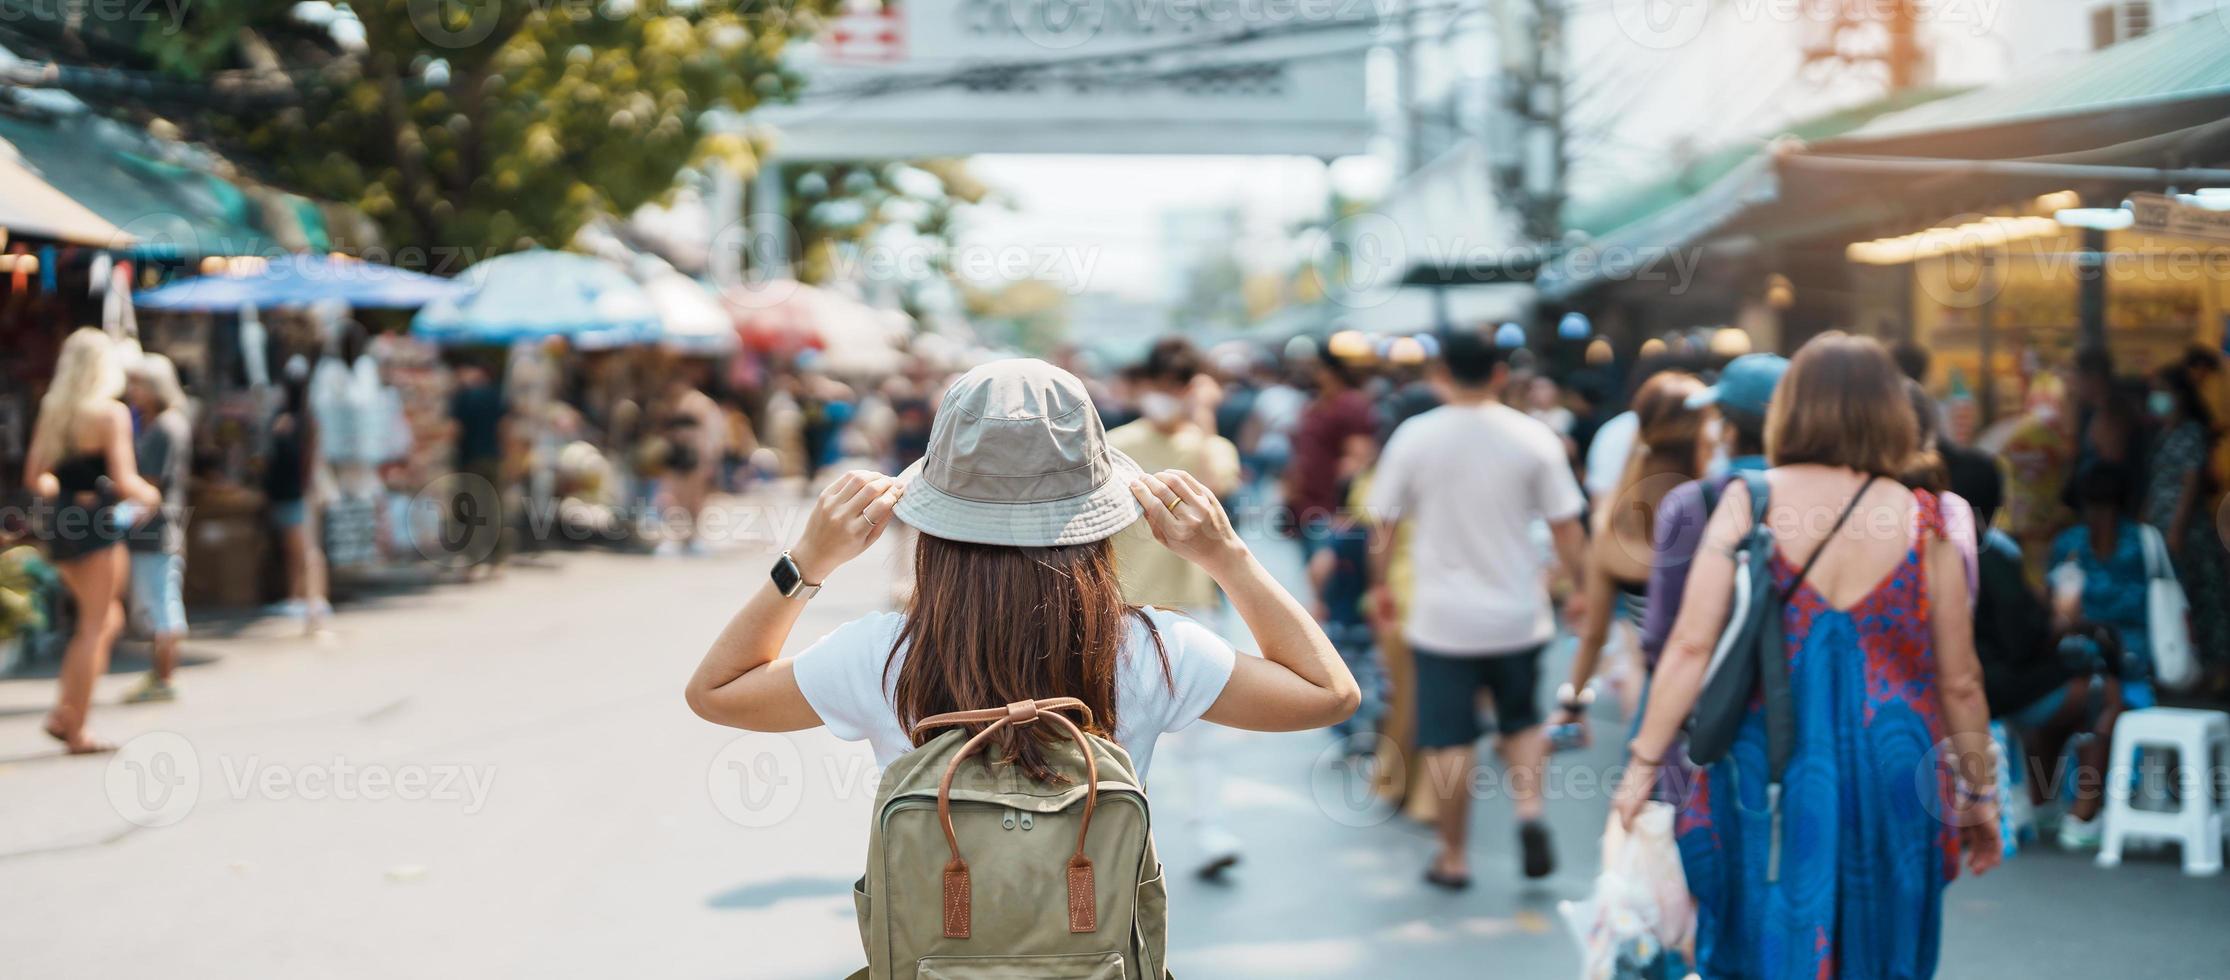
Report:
934,720,1010,939
927,697,1104,940
1036,707,1101,933
912,696,1096,737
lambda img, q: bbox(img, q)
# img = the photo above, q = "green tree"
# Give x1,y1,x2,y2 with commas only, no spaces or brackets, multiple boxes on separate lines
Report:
779,159,984,286
131,1,833,259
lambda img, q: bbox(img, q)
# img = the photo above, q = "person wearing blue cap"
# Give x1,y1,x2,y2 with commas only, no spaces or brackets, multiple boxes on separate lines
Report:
1631,352,1789,667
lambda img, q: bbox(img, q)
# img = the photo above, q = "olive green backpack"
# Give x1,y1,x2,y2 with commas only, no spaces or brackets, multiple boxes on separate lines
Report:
846,697,1169,980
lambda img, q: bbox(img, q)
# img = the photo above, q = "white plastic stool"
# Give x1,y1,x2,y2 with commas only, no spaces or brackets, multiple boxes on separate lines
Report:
2096,707,2229,876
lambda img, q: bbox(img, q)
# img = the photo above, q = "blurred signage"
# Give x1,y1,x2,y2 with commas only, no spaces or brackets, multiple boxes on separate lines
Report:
2128,192,2230,244
753,0,1376,158
825,9,905,63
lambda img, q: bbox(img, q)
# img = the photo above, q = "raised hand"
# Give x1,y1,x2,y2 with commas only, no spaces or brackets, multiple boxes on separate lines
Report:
1128,469,1247,576
790,470,903,583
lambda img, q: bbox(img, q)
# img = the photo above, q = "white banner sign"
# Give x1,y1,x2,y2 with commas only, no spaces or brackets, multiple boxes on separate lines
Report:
2129,192,2230,245
751,0,1382,158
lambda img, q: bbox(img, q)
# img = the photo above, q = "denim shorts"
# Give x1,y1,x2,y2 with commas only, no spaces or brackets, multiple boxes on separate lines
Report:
129,552,188,635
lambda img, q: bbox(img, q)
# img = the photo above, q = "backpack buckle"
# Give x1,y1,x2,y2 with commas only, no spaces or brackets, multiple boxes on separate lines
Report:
1004,700,1039,727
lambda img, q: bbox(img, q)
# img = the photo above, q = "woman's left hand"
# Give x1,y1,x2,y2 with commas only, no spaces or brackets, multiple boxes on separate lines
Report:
1131,469,1247,575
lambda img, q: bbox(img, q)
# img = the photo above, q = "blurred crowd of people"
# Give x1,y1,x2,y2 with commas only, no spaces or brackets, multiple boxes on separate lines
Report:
1028,326,2228,889
16,314,2229,911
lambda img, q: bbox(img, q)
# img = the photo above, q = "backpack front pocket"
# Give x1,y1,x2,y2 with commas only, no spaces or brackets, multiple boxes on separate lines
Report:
916,951,1125,979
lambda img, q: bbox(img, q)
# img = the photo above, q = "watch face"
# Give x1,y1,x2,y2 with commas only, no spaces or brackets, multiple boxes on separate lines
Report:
771,555,804,596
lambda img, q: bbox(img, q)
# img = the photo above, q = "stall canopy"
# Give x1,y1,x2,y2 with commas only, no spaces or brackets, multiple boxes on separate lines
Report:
638,259,737,356
1544,16,2230,303
725,279,908,375
135,253,466,310
0,108,280,258
0,135,125,246
413,250,661,349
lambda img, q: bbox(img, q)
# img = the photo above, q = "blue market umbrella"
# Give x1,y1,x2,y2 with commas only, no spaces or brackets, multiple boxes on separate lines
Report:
412,249,661,349
135,254,467,311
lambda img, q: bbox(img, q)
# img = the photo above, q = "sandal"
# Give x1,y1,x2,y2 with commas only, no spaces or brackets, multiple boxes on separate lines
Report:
1423,866,1472,891
43,725,117,755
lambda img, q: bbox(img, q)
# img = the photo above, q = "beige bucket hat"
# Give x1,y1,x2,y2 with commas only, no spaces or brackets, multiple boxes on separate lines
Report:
893,359,1145,547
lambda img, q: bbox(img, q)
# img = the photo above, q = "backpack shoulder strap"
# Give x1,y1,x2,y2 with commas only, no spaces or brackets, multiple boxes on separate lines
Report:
1738,469,1771,534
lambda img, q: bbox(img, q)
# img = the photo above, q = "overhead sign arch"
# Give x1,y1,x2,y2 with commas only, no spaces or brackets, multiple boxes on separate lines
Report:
750,0,1381,159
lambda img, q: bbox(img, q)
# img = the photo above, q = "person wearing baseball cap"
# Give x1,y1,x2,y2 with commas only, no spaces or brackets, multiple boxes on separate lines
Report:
1637,351,1789,670
1685,352,1790,428
687,358,1359,782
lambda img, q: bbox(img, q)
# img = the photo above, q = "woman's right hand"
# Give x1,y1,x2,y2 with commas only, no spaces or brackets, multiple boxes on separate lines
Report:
1130,469,1247,576
1958,800,2004,876
788,470,903,583
1611,755,1657,830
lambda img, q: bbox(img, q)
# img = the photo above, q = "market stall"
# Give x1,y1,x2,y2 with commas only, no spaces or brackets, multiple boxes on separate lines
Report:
724,279,910,377
132,255,467,602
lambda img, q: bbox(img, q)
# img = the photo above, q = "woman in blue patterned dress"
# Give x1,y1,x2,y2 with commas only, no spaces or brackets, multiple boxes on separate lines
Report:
1613,334,2002,979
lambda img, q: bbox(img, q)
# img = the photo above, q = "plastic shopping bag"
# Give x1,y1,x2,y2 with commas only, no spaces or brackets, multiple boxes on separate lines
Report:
1558,802,1696,980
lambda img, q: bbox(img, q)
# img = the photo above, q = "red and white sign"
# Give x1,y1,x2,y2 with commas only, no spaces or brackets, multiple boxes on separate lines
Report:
824,9,904,64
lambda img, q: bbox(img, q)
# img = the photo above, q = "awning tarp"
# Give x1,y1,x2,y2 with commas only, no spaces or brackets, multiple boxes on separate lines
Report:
643,266,737,356
0,135,125,246
0,111,279,259
136,253,466,311
414,250,661,349
725,280,908,375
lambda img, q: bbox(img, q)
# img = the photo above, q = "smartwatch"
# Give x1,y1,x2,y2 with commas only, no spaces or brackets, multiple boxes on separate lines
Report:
770,552,821,600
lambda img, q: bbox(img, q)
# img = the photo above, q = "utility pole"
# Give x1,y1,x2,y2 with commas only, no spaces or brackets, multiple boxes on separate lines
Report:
1803,0,1925,94
1397,0,1425,174
1492,0,1567,243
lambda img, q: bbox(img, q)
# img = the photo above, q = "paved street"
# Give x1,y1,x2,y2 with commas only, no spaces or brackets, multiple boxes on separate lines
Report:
1,494,2223,978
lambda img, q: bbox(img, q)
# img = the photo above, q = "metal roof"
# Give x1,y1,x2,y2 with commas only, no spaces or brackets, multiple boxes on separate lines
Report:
1840,16,2230,142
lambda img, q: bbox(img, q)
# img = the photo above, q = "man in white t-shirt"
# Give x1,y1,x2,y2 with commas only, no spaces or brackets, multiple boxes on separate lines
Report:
1367,326,1588,889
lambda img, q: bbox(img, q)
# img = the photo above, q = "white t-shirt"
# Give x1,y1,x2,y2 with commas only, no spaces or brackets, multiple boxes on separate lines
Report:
791,607,1237,775
1584,410,1639,500
1367,402,1586,655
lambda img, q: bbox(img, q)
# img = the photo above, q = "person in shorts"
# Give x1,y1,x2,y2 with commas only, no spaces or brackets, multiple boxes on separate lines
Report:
125,353,192,702
1367,325,1589,888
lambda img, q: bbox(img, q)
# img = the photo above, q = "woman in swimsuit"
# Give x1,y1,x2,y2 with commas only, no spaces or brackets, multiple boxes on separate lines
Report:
23,329,161,754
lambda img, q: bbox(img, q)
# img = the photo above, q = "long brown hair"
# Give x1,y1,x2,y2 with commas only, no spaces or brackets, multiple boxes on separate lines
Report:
1767,332,1917,478
1605,371,1706,546
887,533,1168,783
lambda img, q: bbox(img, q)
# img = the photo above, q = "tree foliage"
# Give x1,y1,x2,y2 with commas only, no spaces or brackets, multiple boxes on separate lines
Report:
135,1,833,259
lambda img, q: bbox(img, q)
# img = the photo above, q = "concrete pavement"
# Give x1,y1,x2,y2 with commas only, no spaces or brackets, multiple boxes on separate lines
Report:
0,497,2222,978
